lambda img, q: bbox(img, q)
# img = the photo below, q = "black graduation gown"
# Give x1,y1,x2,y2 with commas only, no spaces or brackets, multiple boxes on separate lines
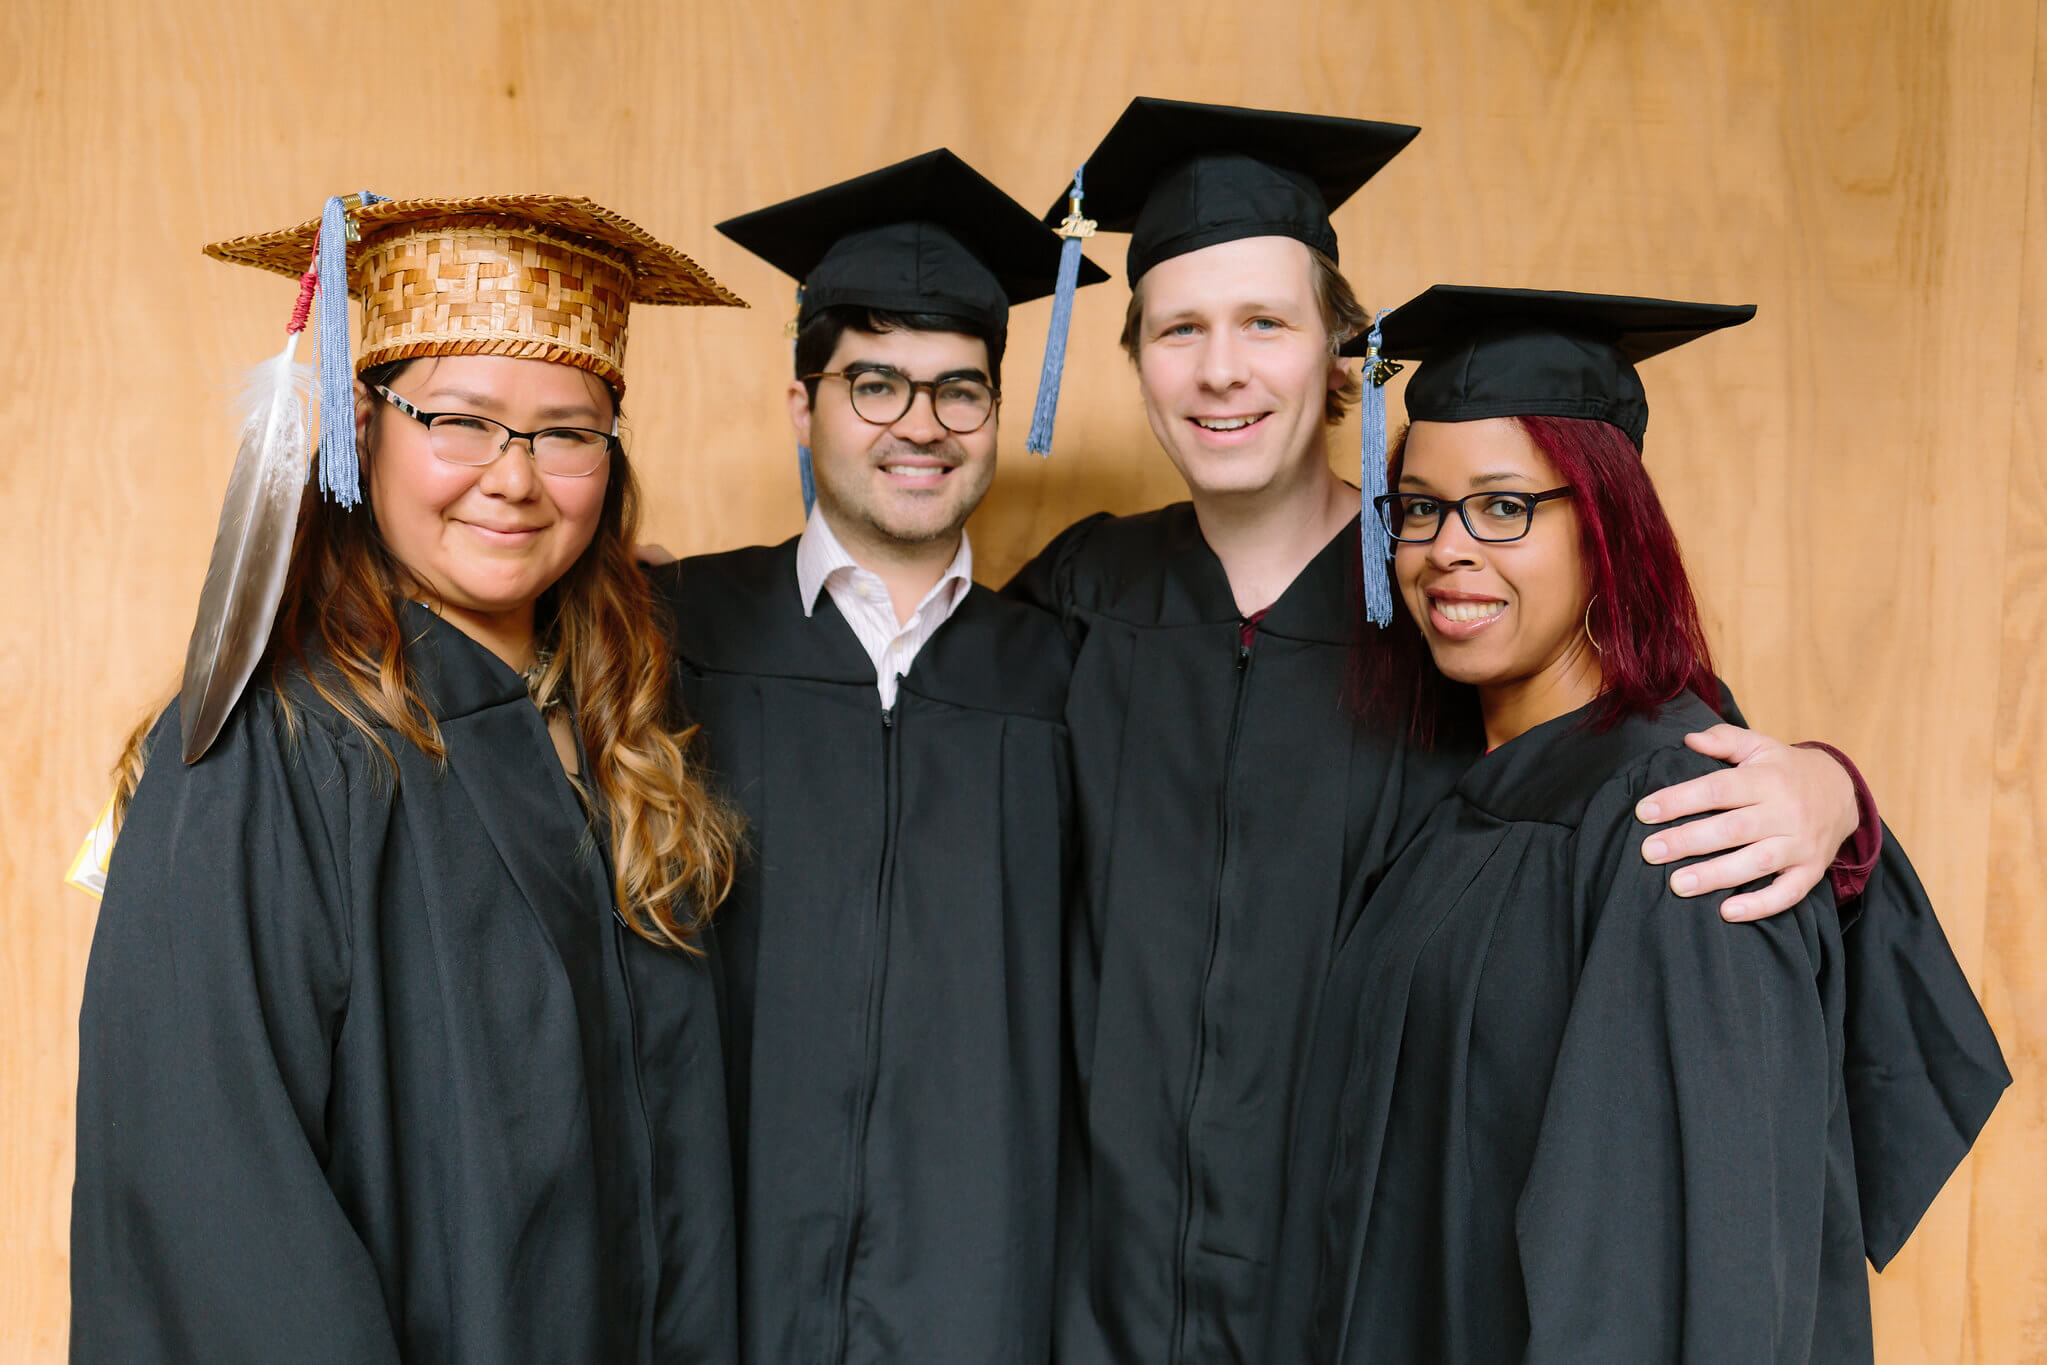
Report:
1009,503,2009,1365
650,541,1073,1365
1268,693,1887,1363
1006,506,1463,1365
71,606,736,1365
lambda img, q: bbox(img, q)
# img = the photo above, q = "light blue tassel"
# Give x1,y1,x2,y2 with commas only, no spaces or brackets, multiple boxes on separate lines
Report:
313,191,386,506
1025,167,1093,457
797,444,817,517
792,283,817,516
1358,310,1399,627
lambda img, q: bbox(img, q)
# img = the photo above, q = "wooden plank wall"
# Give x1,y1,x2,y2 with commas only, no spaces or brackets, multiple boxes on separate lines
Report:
4,0,2040,1357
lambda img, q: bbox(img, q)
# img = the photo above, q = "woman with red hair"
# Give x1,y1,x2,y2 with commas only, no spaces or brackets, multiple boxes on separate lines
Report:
1265,287,2004,1363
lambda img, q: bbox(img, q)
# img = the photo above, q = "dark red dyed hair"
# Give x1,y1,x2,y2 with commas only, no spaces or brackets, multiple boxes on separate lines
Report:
1355,414,1722,748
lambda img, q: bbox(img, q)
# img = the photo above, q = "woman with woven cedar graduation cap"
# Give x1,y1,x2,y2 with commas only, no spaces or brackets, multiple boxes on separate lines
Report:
72,194,748,1363
1263,287,2004,1363
640,150,1105,1365
1005,99,1889,1364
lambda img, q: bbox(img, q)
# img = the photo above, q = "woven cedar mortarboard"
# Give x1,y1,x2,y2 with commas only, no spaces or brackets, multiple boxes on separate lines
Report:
204,194,745,395
174,192,744,765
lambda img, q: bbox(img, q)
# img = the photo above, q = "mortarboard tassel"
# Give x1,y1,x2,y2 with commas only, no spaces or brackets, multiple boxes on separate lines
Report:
313,191,386,506
792,284,817,515
1358,311,1400,628
797,443,817,517
1024,167,1094,457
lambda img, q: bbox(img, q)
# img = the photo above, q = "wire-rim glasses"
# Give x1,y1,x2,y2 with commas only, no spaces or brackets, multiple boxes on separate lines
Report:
806,367,1000,435
375,386,620,477
1373,487,1576,544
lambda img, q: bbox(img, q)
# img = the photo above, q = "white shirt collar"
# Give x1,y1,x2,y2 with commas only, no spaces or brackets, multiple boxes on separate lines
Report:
795,503,974,620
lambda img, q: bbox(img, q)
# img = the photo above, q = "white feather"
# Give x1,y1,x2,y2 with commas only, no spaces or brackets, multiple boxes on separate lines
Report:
178,332,314,762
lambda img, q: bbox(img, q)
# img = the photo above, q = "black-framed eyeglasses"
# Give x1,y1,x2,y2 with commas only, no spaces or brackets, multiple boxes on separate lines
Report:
375,386,620,477
805,367,1000,434
1373,487,1576,544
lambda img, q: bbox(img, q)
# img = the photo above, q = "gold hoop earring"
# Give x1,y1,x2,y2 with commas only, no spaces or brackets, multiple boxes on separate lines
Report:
1583,594,1604,656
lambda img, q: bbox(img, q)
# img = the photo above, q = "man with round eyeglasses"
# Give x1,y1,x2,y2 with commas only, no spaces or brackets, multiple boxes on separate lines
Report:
787,353,1003,576
640,149,1108,1365
803,367,999,436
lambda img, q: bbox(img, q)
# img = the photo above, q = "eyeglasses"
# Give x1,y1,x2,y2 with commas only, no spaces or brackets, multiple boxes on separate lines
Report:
375,386,620,477
806,367,999,434
1373,487,1576,544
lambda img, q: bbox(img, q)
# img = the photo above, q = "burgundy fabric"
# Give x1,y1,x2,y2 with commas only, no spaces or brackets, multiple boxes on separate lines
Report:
1797,741,1882,904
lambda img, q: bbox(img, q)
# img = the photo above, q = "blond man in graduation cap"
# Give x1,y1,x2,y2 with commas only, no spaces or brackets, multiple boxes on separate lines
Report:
74,192,747,1364
1006,98,1889,1365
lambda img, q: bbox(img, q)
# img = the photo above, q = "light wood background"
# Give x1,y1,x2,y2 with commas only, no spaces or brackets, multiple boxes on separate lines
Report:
5,0,2041,1358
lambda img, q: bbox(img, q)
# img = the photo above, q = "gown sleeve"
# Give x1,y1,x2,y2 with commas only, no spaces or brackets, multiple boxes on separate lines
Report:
1513,767,1845,1364
1839,825,2010,1267
1000,512,1111,649
1713,688,2010,1264
70,702,403,1365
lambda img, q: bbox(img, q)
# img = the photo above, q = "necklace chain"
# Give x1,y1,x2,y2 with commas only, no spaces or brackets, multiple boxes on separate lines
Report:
524,647,564,714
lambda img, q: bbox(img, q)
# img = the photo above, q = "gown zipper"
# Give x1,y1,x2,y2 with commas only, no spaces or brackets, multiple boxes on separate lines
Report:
1170,630,1256,1363
828,699,902,1362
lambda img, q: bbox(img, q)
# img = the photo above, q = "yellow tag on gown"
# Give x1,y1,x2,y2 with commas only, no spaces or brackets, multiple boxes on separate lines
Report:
66,795,117,899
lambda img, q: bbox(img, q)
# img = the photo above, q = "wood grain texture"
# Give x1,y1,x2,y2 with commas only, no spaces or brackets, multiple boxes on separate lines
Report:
4,0,2040,1357
1967,11,2047,1363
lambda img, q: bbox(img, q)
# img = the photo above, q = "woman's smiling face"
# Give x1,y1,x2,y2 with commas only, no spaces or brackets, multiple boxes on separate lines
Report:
1393,417,1596,701
362,354,615,630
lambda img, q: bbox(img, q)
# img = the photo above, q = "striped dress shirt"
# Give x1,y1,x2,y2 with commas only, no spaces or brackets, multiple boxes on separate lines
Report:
795,505,974,710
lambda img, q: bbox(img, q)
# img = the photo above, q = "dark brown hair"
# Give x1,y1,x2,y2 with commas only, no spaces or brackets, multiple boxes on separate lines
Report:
794,305,1006,403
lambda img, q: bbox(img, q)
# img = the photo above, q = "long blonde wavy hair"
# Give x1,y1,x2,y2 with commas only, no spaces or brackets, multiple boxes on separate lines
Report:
112,357,739,949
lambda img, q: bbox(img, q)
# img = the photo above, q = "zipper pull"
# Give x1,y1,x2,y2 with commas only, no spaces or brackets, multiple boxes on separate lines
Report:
881,706,895,730
1237,642,1252,672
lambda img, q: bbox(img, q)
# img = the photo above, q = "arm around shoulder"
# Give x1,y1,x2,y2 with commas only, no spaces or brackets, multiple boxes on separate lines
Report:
1000,511,1112,641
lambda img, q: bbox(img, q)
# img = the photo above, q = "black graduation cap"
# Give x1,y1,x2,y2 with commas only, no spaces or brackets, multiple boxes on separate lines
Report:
1358,285,1758,448
718,148,1108,334
1341,286,1755,627
1047,97,1419,283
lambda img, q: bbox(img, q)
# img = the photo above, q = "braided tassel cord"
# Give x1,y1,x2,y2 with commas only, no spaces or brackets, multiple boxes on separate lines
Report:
797,444,817,517
1025,167,1093,457
1358,311,1399,627
313,190,386,505
792,284,817,515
